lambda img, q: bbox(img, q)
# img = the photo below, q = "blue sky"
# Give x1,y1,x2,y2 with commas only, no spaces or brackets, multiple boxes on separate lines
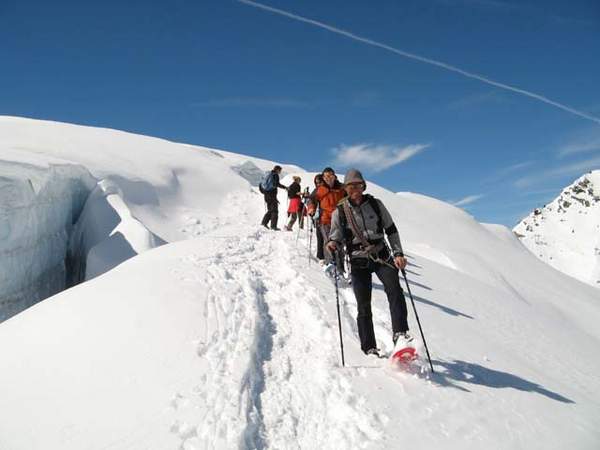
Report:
2,0,599,226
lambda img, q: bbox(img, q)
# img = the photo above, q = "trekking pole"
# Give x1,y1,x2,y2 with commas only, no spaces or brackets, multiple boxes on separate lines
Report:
401,268,434,373
295,214,302,245
308,217,313,266
333,251,345,367
306,212,309,242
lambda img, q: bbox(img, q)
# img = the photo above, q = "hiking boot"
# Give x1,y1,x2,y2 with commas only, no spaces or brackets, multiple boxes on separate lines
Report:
366,348,380,357
393,331,413,346
261,224,269,229
284,225,292,231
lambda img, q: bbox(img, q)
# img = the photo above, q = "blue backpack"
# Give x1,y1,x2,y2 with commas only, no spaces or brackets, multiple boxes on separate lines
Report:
259,171,275,193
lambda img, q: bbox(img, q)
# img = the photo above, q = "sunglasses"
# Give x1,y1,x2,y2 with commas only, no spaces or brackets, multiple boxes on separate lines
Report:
346,182,364,189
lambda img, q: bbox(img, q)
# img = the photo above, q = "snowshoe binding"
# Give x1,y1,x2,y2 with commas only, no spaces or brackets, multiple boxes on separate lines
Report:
390,332,417,365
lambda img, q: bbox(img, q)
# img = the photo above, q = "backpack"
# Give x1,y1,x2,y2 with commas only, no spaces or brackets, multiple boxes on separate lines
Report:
259,171,275,193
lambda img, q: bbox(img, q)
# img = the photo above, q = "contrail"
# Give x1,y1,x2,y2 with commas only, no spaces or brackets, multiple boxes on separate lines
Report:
238,0,600,125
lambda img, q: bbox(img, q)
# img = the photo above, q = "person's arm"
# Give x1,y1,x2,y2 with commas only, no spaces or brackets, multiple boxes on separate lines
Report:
326,208,344,252
378,200,407,270
378,200,403,255
273,173,287,190
306,187,320,215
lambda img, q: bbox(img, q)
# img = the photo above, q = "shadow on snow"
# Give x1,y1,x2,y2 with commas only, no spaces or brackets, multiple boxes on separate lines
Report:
430,359,575,404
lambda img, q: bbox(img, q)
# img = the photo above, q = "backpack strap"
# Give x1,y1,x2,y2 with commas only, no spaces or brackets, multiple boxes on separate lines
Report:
339,195,397,265
337,202,354,253
364,194,383,235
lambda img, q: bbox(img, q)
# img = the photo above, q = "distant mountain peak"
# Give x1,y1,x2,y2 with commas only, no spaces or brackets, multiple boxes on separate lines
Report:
513,170,600,288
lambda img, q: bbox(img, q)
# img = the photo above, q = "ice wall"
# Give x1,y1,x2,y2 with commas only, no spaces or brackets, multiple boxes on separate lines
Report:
0,162,96,321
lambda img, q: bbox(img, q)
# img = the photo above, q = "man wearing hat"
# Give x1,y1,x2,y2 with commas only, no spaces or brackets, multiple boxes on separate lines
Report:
326,168,411,357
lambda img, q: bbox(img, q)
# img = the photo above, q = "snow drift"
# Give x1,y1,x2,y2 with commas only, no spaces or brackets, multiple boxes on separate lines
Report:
0,116,599,450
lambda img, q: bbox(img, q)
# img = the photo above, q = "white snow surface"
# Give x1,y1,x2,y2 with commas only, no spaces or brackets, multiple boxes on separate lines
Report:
1,117,599,450
514,171,600,289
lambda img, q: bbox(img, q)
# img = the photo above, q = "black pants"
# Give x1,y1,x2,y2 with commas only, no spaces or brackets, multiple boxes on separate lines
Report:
261,191,278,228
350,257,409,353
315,219,324,260
287,207,304,229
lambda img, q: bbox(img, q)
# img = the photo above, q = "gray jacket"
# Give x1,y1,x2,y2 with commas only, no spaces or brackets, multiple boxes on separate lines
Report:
329,196,404,259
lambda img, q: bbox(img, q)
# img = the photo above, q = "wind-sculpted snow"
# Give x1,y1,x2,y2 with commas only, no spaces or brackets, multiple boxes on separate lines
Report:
0,157,168,322
69,178,167,281
0,160,95,321
0,116,257,319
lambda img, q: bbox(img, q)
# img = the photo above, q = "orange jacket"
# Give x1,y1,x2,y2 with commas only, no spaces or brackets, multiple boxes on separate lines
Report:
308,180,346,225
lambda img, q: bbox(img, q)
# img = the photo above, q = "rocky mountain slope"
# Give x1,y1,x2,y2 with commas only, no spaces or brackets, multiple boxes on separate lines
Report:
514,170,600,288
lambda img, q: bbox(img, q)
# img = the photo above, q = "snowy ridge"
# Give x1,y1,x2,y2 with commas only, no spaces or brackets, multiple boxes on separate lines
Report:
0,117,599,449
514,170,600,288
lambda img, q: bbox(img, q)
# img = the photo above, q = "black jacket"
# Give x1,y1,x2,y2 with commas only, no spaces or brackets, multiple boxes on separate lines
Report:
272,172,287,190
287,181,301,199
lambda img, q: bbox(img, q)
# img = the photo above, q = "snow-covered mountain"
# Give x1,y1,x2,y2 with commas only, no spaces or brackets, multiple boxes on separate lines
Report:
1,117,599,450
514,171,600,289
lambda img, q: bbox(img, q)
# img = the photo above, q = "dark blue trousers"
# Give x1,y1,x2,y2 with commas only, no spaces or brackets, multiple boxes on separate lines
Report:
261,191,279,228
350,257,409,353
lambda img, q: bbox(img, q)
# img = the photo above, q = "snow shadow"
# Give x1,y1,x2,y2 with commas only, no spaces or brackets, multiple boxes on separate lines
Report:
431,359,575,404
404,268,421,276
404,278,432,291
240,279,276,450
405,256,422,269
411,294,474,319
371,282,472,319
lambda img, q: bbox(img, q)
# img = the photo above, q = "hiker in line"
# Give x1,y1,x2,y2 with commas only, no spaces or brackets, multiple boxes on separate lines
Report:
260,165,288,230
285,176,303,231
307,167,346,270
326,168,410,357
308,174,325,263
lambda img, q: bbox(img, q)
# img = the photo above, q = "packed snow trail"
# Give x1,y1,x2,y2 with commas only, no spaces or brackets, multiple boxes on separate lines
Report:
169,213,384,449
165,189,598,450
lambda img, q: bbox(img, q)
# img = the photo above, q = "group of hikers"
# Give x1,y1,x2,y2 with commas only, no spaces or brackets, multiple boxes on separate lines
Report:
259,165,412,358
